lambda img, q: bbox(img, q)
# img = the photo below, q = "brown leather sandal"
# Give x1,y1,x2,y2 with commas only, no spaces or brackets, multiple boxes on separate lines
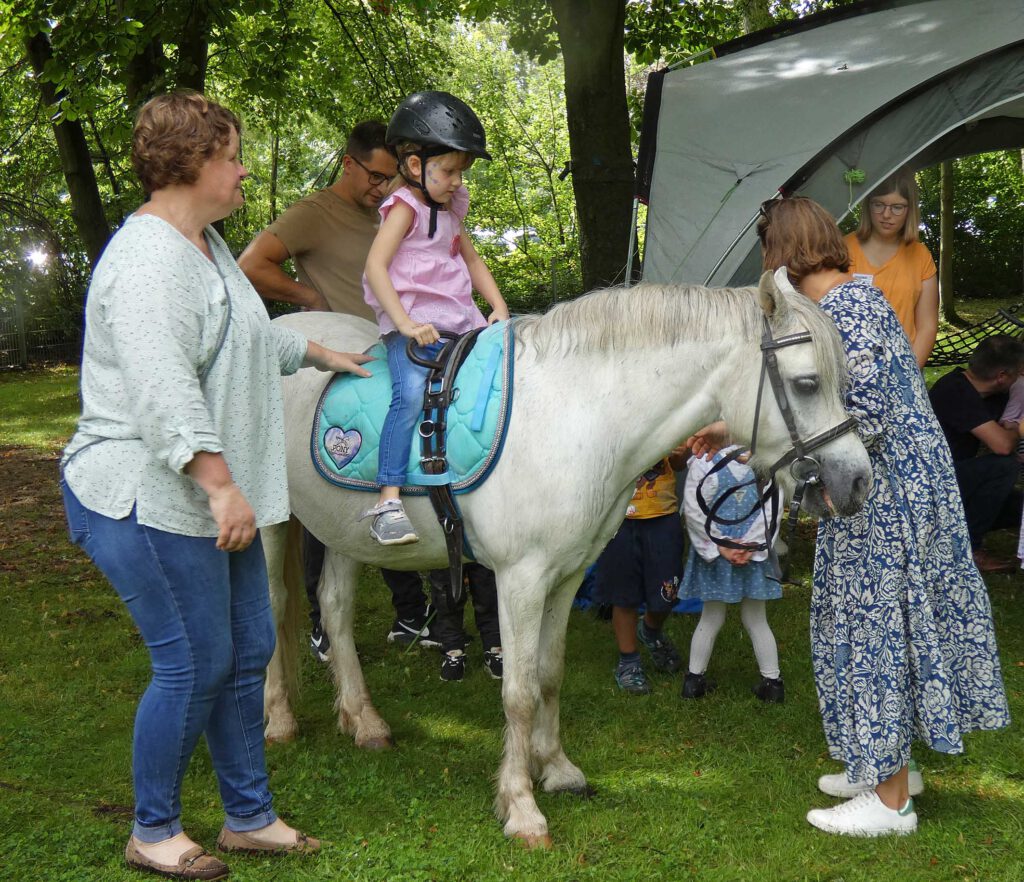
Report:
124,838,229,880
216,826,320,855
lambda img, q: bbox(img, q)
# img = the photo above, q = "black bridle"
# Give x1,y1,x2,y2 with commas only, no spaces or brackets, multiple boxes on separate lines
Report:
697,316,858,581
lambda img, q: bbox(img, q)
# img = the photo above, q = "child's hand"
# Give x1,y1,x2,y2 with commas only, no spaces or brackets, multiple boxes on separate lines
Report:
399,321,440,345
686,420,730,460
720,546,754,567
487,307,510,324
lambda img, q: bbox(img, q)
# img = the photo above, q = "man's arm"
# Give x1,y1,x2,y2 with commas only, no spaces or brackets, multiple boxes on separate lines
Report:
971,419,1022,456
237,230,329,310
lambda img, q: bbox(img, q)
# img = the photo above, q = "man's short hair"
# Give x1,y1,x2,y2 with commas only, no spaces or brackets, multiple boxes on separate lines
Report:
968,335,1024,380
345,121,387,160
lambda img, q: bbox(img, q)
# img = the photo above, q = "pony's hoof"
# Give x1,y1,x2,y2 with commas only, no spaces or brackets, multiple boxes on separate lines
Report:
560,783,596,800
357,735,394,751
515,833,553,850
264,722,297,744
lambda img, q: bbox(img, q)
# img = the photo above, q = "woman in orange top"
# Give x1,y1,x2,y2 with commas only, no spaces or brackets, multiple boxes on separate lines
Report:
844,172,938,367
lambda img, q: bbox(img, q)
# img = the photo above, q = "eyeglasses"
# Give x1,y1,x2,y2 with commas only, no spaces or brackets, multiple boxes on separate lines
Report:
349,154,391,187
759,198,781,220
869,199,908,216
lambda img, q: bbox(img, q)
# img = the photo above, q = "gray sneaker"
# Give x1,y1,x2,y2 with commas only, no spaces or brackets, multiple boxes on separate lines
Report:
362,500,419,546
636,620,681,673
614,659,650,695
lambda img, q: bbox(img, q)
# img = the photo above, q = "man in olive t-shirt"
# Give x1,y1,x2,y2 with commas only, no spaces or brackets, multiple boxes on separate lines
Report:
239,122,438,653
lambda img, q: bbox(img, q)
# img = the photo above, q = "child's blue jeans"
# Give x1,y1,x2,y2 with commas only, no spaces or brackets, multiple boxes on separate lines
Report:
377,332,443,487
61,481,278,842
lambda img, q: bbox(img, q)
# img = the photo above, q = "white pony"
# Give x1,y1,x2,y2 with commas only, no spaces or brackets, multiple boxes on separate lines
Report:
262,271,871,847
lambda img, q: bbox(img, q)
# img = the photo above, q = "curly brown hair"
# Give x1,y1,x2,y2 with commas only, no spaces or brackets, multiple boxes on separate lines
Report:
131,91,241,195
757,197,849,287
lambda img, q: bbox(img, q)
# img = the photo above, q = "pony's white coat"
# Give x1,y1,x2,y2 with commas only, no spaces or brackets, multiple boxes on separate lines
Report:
262,273,871,845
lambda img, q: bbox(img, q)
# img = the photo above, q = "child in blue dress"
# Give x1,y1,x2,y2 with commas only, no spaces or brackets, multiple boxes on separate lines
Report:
679,446,785,702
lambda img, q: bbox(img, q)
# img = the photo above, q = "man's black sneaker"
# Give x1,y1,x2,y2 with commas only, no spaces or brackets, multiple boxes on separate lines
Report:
440,649,466,682
309,621,331,663
483,647,503,680
386,604,441,648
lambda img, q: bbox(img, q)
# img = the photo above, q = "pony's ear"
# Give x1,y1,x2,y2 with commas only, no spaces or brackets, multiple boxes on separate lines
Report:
758,266,797,318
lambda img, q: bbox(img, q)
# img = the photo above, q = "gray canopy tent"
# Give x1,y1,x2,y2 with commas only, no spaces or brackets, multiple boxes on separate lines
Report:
637,0,1024,289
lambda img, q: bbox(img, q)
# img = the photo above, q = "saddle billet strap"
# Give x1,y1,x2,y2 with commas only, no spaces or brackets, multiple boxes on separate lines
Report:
413,328,485,607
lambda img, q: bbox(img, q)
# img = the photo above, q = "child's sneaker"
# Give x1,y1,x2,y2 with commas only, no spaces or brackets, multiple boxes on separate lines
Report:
309,620,331,662
361,499,418,546
752,675,785,703
614,659,650,695
680,671,716,699
386,604,441,648
440,649,466,682
635,620,681,673
483,647,503,680
806,791,917,837
818,760,924,798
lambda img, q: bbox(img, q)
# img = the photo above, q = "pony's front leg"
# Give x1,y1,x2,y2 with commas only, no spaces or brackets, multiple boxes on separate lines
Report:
320,550,393,750
263,519,302,743
533,572,590,797
494,564,553,848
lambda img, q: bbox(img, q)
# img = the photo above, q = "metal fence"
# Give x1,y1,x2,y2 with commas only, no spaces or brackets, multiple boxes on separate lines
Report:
0,301,80,369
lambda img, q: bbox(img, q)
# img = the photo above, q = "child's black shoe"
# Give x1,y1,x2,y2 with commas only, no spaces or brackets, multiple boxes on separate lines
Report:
752,675,785,703
440,649,466,682
680,671,716,700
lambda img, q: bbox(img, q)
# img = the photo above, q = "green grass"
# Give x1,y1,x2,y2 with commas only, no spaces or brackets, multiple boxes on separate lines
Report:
0,365,80,452
1,340,1022,882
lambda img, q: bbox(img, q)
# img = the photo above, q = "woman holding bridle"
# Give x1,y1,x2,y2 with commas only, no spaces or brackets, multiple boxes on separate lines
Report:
845,171,938,368
752,197,1009,837
61,91,371,880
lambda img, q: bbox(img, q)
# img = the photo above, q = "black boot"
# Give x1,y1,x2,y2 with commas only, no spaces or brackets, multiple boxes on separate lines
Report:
752,675,785,704
680,671,716,700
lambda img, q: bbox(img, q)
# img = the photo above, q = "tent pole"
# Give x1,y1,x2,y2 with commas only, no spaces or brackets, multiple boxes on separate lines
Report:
625,197,640,287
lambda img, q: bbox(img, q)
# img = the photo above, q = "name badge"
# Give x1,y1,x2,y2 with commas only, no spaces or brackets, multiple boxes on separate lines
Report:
852,273,873,285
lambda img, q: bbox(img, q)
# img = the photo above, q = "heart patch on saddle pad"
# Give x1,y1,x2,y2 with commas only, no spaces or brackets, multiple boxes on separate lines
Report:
324,426,362,469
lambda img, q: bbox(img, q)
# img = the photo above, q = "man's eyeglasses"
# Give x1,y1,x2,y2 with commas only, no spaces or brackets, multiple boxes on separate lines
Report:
869,200,908,216
350,154,391,187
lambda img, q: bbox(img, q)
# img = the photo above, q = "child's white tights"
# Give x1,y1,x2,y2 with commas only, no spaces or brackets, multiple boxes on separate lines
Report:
687,598,780,679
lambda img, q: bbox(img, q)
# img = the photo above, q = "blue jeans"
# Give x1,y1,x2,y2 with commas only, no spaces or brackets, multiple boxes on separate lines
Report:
61,482,278,842
377,333,442,487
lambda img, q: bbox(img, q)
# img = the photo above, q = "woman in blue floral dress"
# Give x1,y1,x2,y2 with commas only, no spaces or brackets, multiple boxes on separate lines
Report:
758,197,1010,837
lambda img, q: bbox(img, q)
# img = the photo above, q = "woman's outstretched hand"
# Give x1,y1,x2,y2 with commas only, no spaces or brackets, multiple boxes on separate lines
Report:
304,341,374,377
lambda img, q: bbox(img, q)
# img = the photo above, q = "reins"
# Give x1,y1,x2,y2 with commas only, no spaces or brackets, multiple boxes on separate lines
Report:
697,315,858,582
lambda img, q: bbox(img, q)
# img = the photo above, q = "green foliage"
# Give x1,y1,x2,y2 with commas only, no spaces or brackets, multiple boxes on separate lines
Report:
918,153,1024,299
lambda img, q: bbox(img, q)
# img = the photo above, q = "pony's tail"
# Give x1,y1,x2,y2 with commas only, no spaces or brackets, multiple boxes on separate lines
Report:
279,515,306,701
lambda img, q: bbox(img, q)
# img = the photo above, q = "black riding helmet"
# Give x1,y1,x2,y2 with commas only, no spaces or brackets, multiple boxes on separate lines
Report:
386,91,490,237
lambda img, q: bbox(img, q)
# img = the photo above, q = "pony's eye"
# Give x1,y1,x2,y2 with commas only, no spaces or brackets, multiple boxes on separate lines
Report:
793,376,820,395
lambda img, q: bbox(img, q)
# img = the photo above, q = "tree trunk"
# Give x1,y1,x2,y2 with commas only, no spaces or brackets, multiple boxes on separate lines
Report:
125,38,166,106
736,0,773,34
549,0,634,291
939,159,961,325
176,1,211,93
25,32,111,267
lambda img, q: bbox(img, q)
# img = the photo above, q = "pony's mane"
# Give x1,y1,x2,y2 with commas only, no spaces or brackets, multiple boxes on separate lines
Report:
513,282,846,395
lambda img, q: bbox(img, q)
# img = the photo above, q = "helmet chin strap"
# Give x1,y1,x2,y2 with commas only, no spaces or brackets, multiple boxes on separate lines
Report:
399,147,449,238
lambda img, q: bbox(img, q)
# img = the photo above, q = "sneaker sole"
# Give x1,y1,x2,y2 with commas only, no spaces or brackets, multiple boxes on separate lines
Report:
372,533,419,546
387,632,442,648
806,814,918,837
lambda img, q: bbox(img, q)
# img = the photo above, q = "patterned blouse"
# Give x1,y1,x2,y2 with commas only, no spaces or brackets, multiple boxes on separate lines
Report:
62,214,308,537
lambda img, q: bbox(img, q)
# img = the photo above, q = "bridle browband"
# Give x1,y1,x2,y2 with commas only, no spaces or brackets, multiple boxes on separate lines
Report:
697,315,857,581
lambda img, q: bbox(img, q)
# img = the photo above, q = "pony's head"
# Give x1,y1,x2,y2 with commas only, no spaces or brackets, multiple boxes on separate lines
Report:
719,269,871,518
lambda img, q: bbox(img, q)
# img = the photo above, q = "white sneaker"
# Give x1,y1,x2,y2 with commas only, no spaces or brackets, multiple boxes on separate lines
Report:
807,791,918,837
818,761,924,798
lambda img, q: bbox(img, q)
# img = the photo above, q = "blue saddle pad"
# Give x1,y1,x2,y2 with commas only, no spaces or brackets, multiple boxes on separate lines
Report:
311,321,514,495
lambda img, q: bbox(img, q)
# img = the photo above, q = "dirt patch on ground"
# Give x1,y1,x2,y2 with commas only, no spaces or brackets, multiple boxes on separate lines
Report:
0,445,72,573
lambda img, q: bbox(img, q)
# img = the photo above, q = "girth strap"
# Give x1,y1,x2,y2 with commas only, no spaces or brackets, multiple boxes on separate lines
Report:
408,328,484,606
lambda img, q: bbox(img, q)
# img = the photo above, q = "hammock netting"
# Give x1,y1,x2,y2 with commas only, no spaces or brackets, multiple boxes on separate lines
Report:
926,303,1024,367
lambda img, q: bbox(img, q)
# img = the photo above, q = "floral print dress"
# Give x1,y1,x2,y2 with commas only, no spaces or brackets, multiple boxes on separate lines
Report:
811,280,1009,786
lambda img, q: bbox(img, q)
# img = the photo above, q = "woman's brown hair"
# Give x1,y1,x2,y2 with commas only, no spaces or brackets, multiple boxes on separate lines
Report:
132,91,241,195
757,197,850,287
855,170,921,244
